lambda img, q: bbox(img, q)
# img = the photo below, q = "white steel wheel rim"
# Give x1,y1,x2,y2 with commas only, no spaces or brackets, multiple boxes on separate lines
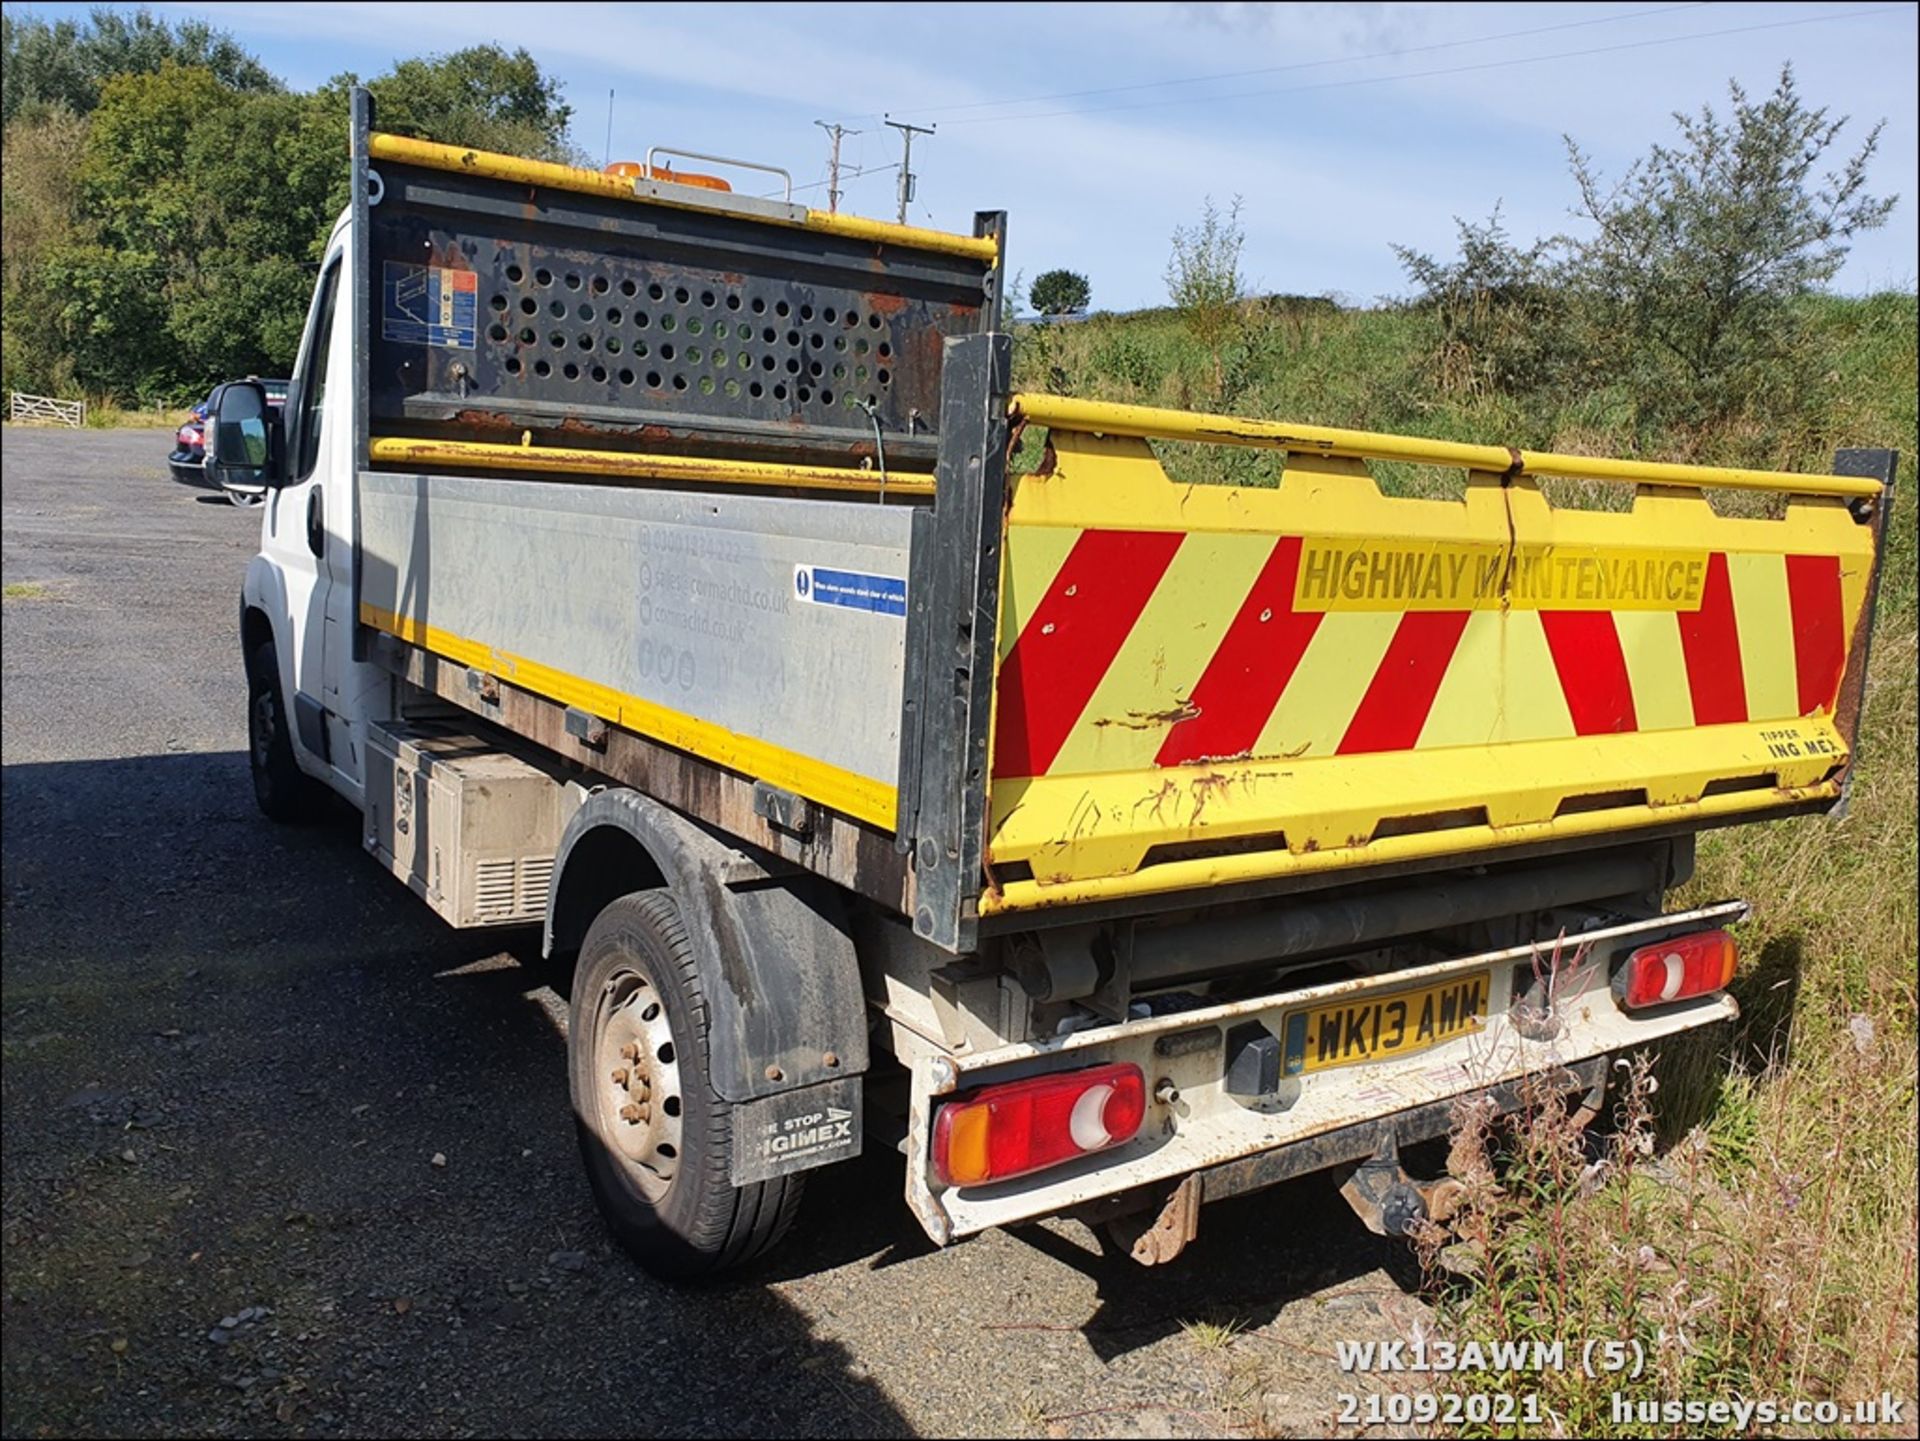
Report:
595,965,685,1202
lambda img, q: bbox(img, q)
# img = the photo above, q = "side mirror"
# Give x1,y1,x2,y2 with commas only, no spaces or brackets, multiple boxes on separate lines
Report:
207,381,283,492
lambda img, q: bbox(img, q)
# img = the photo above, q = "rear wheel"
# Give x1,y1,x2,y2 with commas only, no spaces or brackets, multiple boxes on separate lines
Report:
245,640,328,822
569,890,803,1279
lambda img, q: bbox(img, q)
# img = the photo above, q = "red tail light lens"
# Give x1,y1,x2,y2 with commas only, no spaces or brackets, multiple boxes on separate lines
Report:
1615,930,1737,1009
932,1062,1145,1188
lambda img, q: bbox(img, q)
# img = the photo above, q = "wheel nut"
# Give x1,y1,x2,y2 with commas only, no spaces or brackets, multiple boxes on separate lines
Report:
619,1102,643,1123
620,1043,641,1062
611,1068,629,1086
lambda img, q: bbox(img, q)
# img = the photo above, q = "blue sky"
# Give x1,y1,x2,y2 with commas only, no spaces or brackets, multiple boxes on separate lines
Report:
23,1,1919,309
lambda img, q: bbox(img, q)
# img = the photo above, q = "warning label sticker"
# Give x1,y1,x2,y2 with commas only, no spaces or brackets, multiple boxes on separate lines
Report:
381,261,477,349
793,564,907,617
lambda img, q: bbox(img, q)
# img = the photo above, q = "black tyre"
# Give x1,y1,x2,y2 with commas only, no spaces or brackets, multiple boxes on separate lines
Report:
245,640,328,822
570,890,804,1279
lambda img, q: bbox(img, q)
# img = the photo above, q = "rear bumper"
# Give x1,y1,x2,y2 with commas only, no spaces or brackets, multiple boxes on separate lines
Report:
900,903,1743,1245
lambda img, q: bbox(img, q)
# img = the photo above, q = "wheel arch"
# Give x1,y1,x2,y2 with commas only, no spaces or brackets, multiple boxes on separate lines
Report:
545,786,868,1104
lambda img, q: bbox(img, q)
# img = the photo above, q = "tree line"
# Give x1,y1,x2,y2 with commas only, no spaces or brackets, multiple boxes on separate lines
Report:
2,7,578,404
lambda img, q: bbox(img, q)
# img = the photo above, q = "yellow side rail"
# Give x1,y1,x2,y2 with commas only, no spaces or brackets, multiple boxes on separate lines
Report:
1011,394,1884,500
367,436,933,496
367,133,999,264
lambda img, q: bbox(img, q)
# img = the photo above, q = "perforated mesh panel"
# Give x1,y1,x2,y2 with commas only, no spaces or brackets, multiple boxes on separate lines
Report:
367,162,997,468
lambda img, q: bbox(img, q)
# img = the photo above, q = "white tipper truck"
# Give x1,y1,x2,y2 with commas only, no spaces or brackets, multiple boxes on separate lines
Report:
208,91,1894,1278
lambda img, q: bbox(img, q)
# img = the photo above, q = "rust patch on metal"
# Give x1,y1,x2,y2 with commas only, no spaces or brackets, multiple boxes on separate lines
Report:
866,291,909,316
1093,701,1200,730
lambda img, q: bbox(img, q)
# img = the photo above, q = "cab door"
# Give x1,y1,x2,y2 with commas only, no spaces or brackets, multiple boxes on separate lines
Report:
263,248,345,779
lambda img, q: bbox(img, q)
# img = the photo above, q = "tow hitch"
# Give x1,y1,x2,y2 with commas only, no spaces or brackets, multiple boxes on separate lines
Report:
1338,1134,1465,1237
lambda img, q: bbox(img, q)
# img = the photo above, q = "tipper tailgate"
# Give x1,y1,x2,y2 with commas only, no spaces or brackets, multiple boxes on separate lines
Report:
983,397,1891,916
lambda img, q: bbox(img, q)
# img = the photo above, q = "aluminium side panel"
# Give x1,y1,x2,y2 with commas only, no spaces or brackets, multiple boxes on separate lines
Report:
358,471,915,830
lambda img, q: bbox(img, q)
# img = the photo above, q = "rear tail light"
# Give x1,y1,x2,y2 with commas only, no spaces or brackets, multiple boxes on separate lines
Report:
932,1062,1145,1188
1615,929,1737,1009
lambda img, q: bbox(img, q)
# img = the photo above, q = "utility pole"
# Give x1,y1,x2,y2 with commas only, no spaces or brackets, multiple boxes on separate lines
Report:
814,120,860,214
603,89,614,168
883,115,934,226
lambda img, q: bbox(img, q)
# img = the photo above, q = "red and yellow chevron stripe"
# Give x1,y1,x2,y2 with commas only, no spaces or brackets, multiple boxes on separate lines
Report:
984,432,1875,907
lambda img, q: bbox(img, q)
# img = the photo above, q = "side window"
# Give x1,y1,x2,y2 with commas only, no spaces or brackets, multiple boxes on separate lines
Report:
292,260,343,481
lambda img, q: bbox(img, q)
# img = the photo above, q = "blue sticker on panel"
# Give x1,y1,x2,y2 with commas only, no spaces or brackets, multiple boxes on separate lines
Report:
382,261,477,349
793,565,907,617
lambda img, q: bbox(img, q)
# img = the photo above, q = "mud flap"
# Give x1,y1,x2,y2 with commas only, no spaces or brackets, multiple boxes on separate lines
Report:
730,1076,863,1184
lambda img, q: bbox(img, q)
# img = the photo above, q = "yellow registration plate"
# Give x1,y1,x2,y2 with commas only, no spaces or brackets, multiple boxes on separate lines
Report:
1281,972,1490,1076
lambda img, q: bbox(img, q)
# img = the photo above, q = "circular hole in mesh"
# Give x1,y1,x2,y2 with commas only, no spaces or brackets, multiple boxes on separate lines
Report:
785,357,800,374
749,381,764,398
809,333,824,350
724,379,741,398
867,314,882,329
797,385,812,402
809,360,824,377
833,335,847,352
751,297,766,314
535,267,553,286
534,359,552,377
672,374,688,391
577,303,595,322
565,273,582,291
710,350,725,368
761,326,776,343
726,293,741,311
687,347,702,365
775,300,791,318
618,368,635,385
844,393,861,410
634,341,649,357
591,364,607,382
786,329,800,347
878,369,891,385
549,332,567,349
505,356,522,374
646,371,662,388
699,376,715,394
878,342,892,358
701,290,716,307
549,299,567,319
563,362,580,380
687,317,703,335
634,311,650,329
648,283,664,300
823,306,837,323
773,383,788,400
590,276,609,295
761,355,776,371
519,327,537,345
661,315,677,332
855,365,868,381
578,334,595,351
606,307,623,326
821,389,834,406
506,264,524,283
737,352,752,370
659,343,676,361
607,337,623,354
520,297,538,315
490,294,508,313
674,287,690,304
620,278,637,297
832,363,846,379
854,338,869,355
799,304,814,321
488,323,508,342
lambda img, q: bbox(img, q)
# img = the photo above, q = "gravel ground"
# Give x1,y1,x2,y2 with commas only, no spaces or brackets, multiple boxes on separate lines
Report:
2,427,1427,1438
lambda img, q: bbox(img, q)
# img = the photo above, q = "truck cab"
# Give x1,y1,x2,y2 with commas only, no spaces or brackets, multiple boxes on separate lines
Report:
209,90,1896,1278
